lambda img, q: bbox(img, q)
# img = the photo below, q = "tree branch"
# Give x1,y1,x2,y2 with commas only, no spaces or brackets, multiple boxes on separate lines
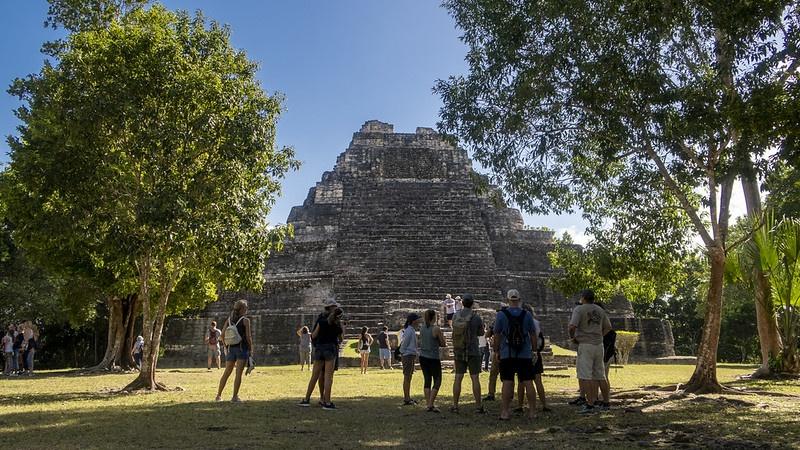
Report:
643,141,713,246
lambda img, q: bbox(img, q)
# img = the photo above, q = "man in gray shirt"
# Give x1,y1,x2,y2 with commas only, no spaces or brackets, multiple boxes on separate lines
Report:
569,289,612,414
451,293,485,413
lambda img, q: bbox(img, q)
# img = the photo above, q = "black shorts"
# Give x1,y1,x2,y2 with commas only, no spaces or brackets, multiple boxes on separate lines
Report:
533,353,544,375
446,313,454,321
499,358,535,382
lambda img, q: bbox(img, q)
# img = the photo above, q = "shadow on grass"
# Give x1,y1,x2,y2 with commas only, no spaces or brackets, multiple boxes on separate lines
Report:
0,390,797,449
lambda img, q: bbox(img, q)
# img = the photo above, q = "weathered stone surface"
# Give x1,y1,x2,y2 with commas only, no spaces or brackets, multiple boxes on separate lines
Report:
163,121,675,365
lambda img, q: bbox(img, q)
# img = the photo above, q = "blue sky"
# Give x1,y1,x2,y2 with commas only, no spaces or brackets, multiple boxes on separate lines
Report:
0,1,746,244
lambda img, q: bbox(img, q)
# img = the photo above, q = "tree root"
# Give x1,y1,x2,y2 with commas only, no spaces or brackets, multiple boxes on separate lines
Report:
121,378,170,392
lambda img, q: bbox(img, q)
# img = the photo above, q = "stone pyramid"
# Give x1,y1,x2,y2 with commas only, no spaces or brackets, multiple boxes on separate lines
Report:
164,121,674,364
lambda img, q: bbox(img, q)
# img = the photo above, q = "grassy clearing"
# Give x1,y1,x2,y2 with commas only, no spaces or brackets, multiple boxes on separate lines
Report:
1,363,798,449
550,344,576,357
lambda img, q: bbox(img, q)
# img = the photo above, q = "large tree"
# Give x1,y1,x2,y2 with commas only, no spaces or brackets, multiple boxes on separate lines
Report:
3,4,296,390
437,0,798,392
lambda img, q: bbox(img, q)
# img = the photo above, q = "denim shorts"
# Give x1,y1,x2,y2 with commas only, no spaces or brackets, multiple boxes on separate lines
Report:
314,343,337,361
379,348,391,360
226,345,249,362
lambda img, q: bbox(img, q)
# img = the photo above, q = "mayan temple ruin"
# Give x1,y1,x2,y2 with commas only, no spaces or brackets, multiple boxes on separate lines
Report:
164,121,675,364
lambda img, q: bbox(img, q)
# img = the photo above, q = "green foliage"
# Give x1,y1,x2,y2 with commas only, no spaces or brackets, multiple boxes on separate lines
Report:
615,331,640,364
45,0,149,31
547,232,684,310
3,4,297,380
751,212,800,372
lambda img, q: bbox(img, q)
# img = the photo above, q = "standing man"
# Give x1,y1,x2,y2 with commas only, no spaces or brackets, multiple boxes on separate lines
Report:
478,323,490,371
568,289,612,414
451,293,485,413
205,320,222,371
493,289,537,420
442,294,456,328
377,326,392,370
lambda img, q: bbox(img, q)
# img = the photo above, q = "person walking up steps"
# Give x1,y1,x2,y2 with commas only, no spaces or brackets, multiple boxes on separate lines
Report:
400,313,421,406
451,293,486,414
494,290,537,421
205,320,222,371
377,326,392,370
216,299,253,403
297,326,312,371
568,289,612,414
359,327,373,374
419,309,446,412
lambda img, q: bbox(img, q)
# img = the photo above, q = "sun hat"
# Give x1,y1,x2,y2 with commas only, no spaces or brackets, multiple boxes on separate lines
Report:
407,313,421,323
507,289,520,301
323,297,340,308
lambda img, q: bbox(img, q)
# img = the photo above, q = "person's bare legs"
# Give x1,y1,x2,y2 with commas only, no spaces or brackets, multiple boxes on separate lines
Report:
534,374,548,410
599,379,610,403
523,380,536,419
452,373,464,408
303,359,323,401
500,379,514,420
216,353,221,370
403,373,413,402
231,359,246,400
322,359,335,404
487,357,499,398
470,373,482,408
582,379,599,405
517,382,525,409
216,359,236,400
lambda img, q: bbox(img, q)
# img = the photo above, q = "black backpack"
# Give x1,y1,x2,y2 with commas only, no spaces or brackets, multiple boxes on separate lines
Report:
603,329,617,364
501,309,528,356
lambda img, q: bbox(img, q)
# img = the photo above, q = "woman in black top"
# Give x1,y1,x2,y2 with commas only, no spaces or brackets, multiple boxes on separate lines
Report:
216,299,253,402
359,326,373,375
298,298,343,410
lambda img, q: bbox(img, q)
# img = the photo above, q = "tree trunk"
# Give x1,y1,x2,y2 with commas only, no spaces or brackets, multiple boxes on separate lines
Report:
87,295,139,372
741,175,783,377
684,246,726,394
124,260,175,391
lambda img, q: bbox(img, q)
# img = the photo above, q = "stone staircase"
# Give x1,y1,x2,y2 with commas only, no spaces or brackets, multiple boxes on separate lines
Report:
333,179,502,336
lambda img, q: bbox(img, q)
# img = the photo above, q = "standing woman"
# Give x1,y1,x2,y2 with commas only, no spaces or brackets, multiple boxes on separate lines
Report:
400,313,421,406
297,326,312,371
419,309,446,412
359,326,373,374
216,299,253,402
313,305,344,409
22,321,37,376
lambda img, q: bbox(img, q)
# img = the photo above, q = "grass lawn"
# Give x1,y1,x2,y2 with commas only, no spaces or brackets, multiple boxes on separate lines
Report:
1,363,798,449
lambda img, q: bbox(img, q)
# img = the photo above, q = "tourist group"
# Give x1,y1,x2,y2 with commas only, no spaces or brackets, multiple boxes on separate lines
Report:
210,289,616,419
2,321,38,377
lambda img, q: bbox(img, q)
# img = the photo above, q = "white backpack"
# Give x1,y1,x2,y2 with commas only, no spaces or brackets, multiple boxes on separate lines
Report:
224,316,244,346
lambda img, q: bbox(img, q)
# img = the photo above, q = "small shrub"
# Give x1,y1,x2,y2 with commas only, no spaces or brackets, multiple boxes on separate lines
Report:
615,331,640,364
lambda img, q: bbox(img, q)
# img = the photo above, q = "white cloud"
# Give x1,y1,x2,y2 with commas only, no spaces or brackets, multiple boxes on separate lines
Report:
554,225,590,246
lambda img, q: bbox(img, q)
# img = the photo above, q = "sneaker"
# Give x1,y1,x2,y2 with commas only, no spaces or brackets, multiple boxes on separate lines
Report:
322,403,337,410
578,404,596,415
427,406,440,413
483,394,495,402
568,396,587,406
215,395,222,402
597,401,610,411
297,399,310,407
403,399,417,406
231,397,242,403
449,405,460,413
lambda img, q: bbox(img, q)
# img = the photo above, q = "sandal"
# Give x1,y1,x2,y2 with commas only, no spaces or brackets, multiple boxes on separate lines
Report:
427,406,440,413
403,400,416,406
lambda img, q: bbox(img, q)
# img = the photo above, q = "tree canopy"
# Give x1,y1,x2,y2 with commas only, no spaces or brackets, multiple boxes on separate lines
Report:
2,4,297,389
437,0,799,392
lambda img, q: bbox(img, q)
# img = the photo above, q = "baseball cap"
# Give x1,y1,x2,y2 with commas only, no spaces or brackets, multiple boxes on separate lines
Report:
507,289,520,300
323,297,340,308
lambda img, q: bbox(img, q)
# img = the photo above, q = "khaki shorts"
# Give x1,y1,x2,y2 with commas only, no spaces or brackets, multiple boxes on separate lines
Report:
576,343,606,381
401,355,416,375
454,355,481,375
207,346,220,358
